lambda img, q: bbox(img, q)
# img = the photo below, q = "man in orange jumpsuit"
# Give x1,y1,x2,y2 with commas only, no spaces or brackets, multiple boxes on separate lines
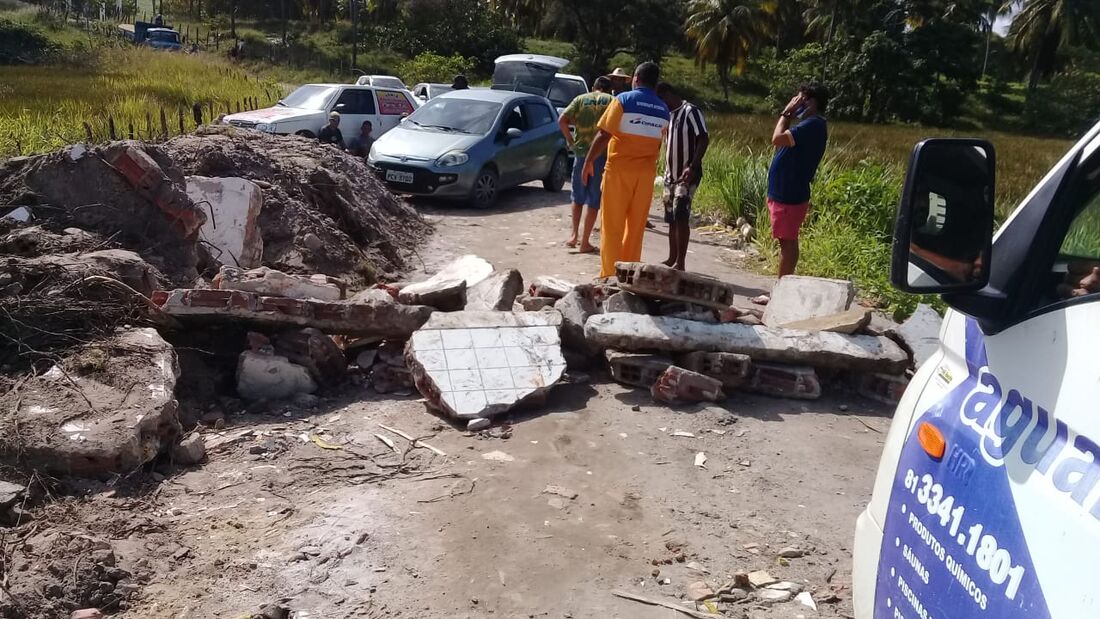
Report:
581,61,670,278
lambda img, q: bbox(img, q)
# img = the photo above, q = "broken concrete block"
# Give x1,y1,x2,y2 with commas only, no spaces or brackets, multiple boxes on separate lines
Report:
271,328,346,388
602,290,649,314
747,363,822,400
215,265,345,301
585,313,909,373
865,311,900,336
897,304,942,368
676,351,752,388
406,311,567,419
467,417,491,431
186,175,264,268
858,372,910,405
398,278,467,311
658,301,717,323
0,480,25,511
236,351,317,401
152,289,433,338
651,366,725,404
0,328,182,476
687,580,716,601
605,351,674,388
615,262,738,310
70,610,104,619
530,276,575,299
466,268,524,311
781,307,871,334
514,293,557,312
429,254,495,288
172,432,206,465
555,289,600,355
762,275,855,327
350,287,397,304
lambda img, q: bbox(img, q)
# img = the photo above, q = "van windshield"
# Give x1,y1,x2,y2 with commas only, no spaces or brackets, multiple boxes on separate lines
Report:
280,85,337,110
148,30,179,43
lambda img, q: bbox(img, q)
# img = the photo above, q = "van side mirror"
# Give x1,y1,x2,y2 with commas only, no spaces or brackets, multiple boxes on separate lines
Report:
891,139,996,293
504,127,523,141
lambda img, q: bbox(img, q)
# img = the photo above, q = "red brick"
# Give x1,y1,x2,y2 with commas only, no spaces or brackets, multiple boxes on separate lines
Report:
615,262,738,310
651,366,725,404
677,351,752,388
606,351,673,388
747,363,822,400
858,372,909,405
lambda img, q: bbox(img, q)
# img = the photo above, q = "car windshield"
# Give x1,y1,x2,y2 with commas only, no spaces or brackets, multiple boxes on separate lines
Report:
280,85,337,110
407,98,502,135
549,78,587,109
148,30,179,43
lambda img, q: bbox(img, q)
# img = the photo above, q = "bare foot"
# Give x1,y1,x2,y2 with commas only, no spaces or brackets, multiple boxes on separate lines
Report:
577,244,599,254
661,258,676,267
564,239,578,248
751,294,770,305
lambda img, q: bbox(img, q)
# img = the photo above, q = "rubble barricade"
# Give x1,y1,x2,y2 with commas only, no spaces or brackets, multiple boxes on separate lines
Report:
614,261,738,310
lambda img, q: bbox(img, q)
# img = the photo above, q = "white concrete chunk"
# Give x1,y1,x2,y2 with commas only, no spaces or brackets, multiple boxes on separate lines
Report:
763,275,854,327
897,303,943,368
236,351,317,401
186,175,264,268
406,311,567,419
215,266,344,301
466,268,524,311
585,313,909,373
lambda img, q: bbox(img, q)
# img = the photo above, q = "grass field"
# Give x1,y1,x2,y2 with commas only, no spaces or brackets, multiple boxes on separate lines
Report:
0,46,283,156
693,114,1073,315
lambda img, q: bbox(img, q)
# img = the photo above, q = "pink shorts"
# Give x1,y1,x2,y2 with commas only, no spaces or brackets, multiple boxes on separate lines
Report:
767,199,810,240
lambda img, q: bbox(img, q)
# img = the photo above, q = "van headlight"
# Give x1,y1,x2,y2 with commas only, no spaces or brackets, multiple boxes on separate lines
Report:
436,151,469,167
255,123,276,133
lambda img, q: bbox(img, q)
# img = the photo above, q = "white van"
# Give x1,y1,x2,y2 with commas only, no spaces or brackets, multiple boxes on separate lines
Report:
852,120,1100,618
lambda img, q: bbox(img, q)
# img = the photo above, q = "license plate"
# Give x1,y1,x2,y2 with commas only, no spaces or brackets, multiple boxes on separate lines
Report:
385,169,414,184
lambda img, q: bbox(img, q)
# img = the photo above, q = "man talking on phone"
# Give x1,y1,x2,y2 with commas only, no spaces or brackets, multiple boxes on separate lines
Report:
754,83,829,304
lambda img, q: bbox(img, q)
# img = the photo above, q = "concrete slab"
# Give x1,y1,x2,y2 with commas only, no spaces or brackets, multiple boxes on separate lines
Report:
584,313,910,373
896,304,942,368
398,278,467,311
152,289,433,338
466,269,524,311
615,262,738,310
215,266,345,301
186,175,264,268
781,307,872,334
406,311,567,419
763,275,854,327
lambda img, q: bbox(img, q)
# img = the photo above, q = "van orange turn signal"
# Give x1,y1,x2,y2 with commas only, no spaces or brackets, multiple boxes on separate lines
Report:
917,422,946,459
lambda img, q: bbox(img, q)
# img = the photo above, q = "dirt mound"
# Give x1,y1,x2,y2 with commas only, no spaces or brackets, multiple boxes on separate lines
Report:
163,127,432,284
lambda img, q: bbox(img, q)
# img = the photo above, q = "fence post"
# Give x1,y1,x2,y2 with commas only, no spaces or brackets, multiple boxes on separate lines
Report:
193,103,203,126
83,122,93,142
178,109,185,134
208,101,215,122
236,100,241,113
108,116,116,140
146,112,153,139
128,121,134,140
225,101,230,115
159,108,169,139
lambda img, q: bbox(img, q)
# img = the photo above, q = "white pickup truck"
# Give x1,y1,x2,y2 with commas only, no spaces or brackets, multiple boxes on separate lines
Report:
222,83,419,141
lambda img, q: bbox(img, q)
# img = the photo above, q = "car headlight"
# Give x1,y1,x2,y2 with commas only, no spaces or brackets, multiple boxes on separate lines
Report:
255,123,276,133
436,151,469,167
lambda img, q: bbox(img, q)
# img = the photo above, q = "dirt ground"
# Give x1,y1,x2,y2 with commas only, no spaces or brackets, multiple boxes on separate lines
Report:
42,184,893,619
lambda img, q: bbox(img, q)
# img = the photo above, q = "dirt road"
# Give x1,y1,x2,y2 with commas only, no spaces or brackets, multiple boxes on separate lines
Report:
95,185,893,619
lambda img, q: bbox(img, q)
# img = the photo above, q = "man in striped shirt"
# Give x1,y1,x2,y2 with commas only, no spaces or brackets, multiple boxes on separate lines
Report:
657,83,709,271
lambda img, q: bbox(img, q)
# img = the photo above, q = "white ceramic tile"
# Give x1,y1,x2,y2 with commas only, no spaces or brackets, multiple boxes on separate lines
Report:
474,347,509,369
479,367,515,390
444,347,479,370
433,371,452,393
441,328,473,350
447,369,482,391
451,390,488,414
412,330,443,351
416,349,447,371
497,327,524,347
470,328,503,349
510,366,541,388
527,326,559,345
484,389,519,405
504,346,534,367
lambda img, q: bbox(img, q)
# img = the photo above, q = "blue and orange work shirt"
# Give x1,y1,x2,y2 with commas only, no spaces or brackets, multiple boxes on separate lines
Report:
597,87,670,174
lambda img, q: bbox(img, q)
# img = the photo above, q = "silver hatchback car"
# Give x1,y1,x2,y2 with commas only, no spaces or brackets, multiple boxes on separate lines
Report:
367,89,568,208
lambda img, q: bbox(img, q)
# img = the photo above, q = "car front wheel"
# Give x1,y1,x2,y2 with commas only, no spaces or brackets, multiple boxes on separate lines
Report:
469,167,499,209
543,152,567,192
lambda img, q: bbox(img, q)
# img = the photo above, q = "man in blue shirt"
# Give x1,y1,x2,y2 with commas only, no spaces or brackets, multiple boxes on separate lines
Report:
756,83,829,302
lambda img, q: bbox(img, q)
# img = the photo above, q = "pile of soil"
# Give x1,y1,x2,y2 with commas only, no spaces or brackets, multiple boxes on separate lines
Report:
164,126,432,284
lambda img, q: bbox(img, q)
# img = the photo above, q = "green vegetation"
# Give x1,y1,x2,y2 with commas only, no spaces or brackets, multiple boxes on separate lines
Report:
0,46,279,156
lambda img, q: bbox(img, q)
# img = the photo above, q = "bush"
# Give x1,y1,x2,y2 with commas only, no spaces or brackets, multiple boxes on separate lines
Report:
372,0,520,74
398,52,472,86
0,18,60,64
1023,68,1100,138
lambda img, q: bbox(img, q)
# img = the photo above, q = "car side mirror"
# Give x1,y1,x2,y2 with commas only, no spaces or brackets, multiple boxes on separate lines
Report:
504,127,523,141
334,103,346,111
891,138,996,293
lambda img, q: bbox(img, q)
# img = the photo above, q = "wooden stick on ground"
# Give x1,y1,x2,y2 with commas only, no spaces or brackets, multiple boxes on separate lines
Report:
378,424,447,456
610,590,717,619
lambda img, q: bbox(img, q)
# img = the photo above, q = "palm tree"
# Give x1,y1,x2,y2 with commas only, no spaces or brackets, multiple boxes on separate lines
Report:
1006,0,1100,91
685,0,772,100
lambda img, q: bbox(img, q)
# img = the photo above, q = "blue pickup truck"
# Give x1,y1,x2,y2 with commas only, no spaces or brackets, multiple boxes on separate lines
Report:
117,21,181,50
